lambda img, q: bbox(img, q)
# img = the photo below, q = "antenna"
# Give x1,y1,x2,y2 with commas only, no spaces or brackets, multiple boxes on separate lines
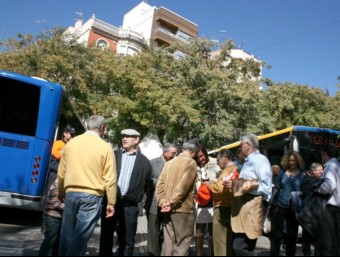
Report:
239,40,245,49
76,11,83,20
209,30,227,43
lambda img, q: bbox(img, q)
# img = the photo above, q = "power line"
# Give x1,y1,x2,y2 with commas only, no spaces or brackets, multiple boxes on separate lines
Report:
250,19,340,53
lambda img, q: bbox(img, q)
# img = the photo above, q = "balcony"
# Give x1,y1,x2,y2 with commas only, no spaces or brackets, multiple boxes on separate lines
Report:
154,26,192,44
92,18,146,45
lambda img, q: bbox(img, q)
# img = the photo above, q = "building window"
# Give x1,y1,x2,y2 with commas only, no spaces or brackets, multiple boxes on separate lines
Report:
127,47,138,56
96,39,109,50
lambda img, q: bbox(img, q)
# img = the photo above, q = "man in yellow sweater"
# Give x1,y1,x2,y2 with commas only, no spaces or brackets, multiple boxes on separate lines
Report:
57,115,117,256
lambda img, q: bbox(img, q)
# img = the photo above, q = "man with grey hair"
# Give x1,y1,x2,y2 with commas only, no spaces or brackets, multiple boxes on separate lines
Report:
145,142,178,256
224,133,272,256
156,141,198,256
57,115,117,256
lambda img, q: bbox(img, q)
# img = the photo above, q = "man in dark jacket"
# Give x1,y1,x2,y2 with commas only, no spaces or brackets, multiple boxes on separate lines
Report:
99,129,153,256
297,162,324,256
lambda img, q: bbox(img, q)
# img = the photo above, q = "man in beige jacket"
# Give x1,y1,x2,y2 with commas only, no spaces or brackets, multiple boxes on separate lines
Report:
156,141,198,256
209,149,238,256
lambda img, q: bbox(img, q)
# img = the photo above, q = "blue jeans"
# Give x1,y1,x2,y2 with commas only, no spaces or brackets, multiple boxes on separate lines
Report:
59,192,102,256
39,215,62,256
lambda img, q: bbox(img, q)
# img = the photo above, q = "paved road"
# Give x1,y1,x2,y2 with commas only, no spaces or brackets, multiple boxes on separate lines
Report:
0,207,307,256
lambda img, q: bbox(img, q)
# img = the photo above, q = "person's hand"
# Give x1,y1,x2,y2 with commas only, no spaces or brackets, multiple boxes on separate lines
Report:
223,179,233,190
161,202,171,213
106,205,115,218
57,191,65,201
202,181,211,186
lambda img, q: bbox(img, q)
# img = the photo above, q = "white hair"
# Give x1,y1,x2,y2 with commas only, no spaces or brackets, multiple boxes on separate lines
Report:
85,115,105,131
240,133,259,149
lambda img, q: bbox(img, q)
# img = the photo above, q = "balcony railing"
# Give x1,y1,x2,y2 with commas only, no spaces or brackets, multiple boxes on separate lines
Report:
92,19,146,43
156,27,192,44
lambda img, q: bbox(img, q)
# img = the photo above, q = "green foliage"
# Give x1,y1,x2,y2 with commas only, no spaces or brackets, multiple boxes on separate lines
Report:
1,29,339,149
259,83,334,130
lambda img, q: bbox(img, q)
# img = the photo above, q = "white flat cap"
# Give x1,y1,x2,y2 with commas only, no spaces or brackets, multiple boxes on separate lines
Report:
121,129,140,137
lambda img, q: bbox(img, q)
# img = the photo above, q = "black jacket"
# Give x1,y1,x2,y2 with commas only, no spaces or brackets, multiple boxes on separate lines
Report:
115,149,153,204
297,175,329,238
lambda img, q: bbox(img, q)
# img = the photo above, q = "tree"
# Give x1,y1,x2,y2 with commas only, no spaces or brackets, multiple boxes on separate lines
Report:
259,83,334,130
1,29,339,149
164,38,265,147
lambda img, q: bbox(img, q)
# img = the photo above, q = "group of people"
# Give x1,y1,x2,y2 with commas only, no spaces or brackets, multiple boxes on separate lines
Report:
149,133,273,256
39,115,154,256
38,114,340,256
268,144,340,256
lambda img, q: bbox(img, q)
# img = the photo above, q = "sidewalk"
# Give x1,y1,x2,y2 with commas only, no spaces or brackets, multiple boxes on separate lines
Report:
86,214,307,256
86,215,148,256
0,211,306,256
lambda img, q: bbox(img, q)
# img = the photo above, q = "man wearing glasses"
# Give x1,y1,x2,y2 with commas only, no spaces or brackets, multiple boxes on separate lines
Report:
100,129,153,256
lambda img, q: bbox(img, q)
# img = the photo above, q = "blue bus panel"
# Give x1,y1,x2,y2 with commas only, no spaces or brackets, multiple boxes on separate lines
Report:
0,70,63,211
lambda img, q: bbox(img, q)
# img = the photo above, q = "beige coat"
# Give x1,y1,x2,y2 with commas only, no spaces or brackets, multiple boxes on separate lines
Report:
156,151,197,213
231,179,263,240
210,162,238,208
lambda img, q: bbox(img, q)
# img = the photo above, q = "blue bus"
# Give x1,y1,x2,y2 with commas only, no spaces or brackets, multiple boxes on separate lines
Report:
209,126,340,168
0,70,84,211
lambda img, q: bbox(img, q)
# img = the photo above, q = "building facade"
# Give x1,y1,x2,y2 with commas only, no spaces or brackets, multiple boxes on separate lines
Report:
64,1,198,57
63,14,147,55
63,1,261,77
122,1,198,48
211,48,263,81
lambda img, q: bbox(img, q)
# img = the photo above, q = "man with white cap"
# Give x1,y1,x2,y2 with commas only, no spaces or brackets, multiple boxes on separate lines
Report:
100,128,153,256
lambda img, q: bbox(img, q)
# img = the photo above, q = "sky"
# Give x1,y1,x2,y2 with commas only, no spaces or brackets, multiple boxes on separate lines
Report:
1,0,340,96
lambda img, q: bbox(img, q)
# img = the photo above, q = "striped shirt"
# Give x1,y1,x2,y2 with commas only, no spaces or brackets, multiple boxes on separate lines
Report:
118,149,137,196
45,180,65,219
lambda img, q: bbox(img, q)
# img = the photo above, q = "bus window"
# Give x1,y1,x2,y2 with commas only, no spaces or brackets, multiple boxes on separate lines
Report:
0,77,40,136
55,94,85,141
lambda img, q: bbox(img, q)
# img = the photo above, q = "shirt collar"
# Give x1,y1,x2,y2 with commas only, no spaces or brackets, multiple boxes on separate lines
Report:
122,148,137,155
85,130,100,137
244,150,259,162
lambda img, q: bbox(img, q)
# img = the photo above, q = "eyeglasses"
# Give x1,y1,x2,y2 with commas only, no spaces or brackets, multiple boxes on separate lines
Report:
121,135,137,139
